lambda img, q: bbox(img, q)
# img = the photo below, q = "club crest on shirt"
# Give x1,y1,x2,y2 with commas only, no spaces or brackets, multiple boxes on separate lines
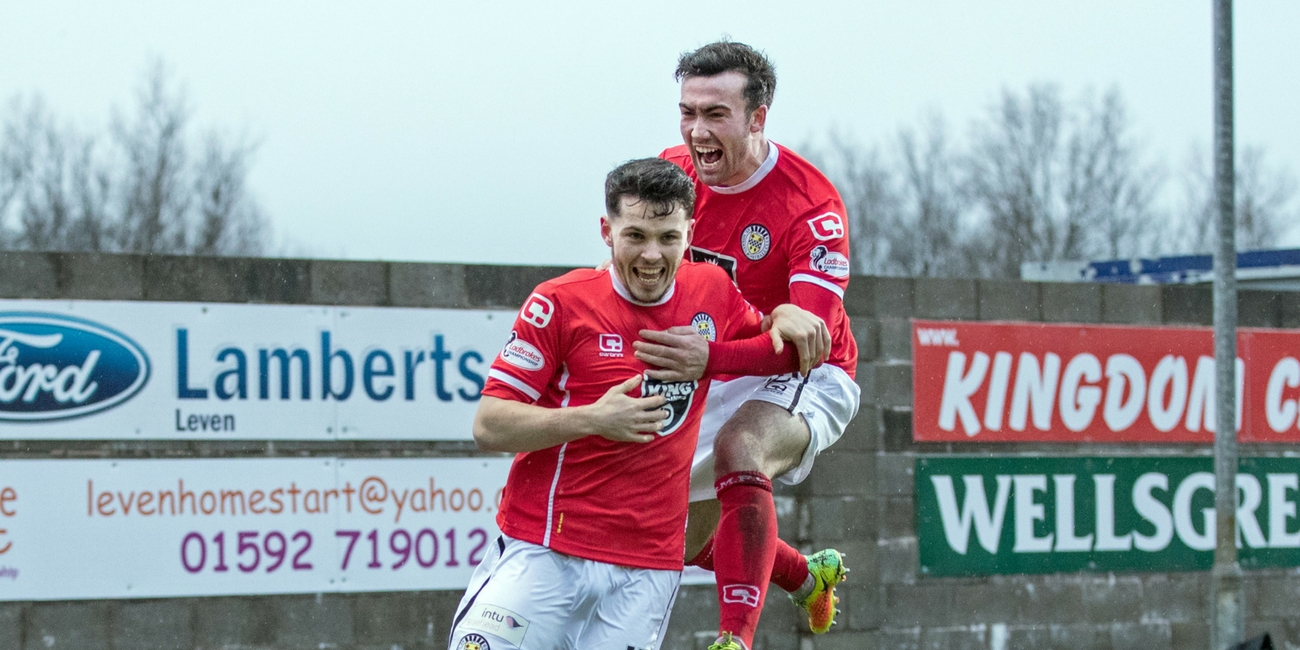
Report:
691,312,717,342
456,633,491,650
740,224,771,260
640,375,698,436
809,245,850,278
500,331,545,371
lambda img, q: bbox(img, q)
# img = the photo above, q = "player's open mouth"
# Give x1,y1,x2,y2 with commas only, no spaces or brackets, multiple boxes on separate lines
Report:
695,146,723,166
632,267,664,285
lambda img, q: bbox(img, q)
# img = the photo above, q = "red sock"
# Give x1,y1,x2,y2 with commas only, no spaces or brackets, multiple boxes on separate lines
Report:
713,471,777,649
687,535,715,571
690,530,807,593
770,540,810,593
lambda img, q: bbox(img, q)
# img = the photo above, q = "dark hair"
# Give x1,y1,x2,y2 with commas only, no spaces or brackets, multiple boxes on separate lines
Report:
675,40,776,114
605,158,695,219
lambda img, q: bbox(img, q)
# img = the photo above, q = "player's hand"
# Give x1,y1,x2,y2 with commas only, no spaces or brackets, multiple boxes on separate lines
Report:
594,259,612,272
763,304,830,375
585,375,667,443
634,326,707,382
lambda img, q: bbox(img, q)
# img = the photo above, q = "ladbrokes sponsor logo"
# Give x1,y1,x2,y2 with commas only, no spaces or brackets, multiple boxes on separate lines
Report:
500,332,545,371
461,604,529,646
809,245,850,278
0,313,150,422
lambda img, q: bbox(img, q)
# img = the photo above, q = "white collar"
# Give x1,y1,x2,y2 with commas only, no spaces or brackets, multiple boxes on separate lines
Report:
608,268,676,306
707,141,779,195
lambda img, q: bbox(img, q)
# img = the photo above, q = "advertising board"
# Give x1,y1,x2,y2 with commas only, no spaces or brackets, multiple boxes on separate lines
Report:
912,320,1300,443
916,456,1300,576
0,457,510,600
0,300,516,440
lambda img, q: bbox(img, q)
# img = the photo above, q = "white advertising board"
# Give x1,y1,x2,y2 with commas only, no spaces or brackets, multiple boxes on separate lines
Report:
0,457,511,600
0,300,516,439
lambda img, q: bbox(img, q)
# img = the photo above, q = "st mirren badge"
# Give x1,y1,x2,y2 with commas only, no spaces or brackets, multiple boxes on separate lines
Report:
740,224,771,261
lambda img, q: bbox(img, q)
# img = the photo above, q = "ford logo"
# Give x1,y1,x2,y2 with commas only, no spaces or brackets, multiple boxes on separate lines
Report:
0,312,150,422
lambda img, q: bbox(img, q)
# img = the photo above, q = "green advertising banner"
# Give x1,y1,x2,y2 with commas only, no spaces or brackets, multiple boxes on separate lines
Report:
916,456,1300,576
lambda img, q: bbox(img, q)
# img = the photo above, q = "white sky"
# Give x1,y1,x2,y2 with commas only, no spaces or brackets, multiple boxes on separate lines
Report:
2,1,1297,265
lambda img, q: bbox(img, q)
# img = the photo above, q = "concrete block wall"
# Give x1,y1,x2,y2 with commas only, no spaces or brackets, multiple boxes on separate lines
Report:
2,251,1299,649
773,276,1300,650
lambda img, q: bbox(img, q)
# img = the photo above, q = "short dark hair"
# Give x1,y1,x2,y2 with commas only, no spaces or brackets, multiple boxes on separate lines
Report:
604,158,695,219
675,40,776,114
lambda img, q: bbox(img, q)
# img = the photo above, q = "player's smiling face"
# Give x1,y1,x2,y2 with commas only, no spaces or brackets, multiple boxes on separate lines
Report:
601,196,693,303
679,71,767,187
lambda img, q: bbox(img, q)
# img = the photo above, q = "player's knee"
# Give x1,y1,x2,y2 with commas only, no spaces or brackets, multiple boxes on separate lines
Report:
712,427,766,475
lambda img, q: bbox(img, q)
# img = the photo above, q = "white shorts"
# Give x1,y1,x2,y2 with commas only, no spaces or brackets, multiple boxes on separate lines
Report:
448,535,680,650
689,364,861,502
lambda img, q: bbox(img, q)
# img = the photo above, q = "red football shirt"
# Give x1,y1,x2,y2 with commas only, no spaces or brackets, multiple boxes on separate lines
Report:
483,263,765,570
661,142,858,377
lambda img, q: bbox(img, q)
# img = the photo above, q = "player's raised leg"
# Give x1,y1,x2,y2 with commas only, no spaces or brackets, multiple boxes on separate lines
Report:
707,400,814,649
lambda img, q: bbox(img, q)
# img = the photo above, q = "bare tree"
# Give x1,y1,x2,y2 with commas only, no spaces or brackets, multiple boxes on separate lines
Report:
0,62,269,256
804,132,901,275
1178,145,1298,253
892,115,971,277
812,83,1295,280
193,133,265,256
963,85,1162,277
1064,91,1163,259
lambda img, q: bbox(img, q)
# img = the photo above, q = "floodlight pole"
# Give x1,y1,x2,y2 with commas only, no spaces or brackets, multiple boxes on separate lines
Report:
1210,1,1243,649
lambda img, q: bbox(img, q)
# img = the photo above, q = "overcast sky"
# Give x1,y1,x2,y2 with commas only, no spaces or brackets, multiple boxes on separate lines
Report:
2,1,1297,266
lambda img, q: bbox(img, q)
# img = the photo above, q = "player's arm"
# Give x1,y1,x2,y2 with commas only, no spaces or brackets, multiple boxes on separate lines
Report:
785,202,850,357
633,306,818,382
759,303,830,373
473,376,668,452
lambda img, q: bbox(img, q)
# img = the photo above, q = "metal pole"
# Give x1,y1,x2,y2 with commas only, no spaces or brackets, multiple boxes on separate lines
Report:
1210,1,1242,649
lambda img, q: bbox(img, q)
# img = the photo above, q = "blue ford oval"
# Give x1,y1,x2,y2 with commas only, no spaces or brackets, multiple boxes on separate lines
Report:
0,312,150,422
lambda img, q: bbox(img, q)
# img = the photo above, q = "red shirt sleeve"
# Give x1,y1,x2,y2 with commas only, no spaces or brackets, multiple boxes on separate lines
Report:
482,285,564,403
706,336,799,376
704,264,800,376
784,200,851,303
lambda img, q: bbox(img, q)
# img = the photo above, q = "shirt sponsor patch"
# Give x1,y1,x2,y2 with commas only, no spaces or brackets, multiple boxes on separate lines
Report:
456,633,491,650
460,604,529,646
640,375,698,436
691,313,717,342
521,293,554,328
501,331,545,371
740,224,771,261
807,212,845,241
809,245,850,277
689,246,738,282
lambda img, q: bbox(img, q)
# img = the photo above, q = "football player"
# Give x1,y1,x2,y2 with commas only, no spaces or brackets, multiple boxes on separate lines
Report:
447,158,827,650
637,41,862,650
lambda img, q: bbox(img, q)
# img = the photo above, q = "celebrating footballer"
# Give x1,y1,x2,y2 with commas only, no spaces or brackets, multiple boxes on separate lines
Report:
447,158,830,650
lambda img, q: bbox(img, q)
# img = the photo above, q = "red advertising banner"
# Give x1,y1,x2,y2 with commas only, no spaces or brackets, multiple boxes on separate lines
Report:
912,320,1300,443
